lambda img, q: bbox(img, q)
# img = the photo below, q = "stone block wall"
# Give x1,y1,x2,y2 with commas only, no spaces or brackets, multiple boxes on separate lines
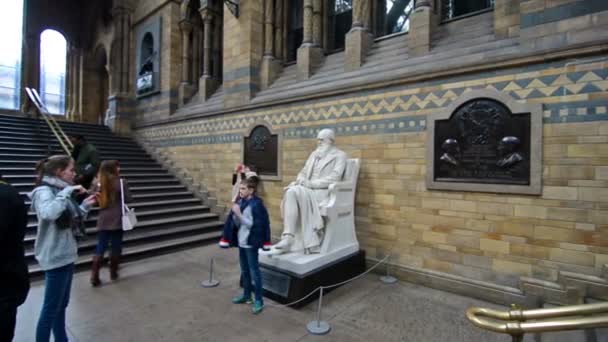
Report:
137,56,608,303
223,0,264,107
520,0,608,49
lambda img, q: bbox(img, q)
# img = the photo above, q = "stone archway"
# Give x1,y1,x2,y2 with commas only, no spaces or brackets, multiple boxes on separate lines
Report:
81,44,109,124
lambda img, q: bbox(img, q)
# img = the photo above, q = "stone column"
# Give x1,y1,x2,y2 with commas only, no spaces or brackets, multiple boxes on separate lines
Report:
199,7,218,100
274,0,284,60
74,49,84,122
192,27,202,85
345,0,373,71
408,0,436,57
65,47,75,119
260,0,283,89
494,0,520,39
312,0,323,47
107,3,134,135
66,47,83,121
264,0,274,57
178,20,193,106
20,34,40,115
297,0,323,80
303,0,313,44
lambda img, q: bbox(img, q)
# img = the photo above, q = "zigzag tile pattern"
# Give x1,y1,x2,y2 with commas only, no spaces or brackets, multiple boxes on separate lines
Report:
142,67,608,147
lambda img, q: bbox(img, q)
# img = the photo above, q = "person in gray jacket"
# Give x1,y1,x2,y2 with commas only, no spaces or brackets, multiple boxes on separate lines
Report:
29,155,97,342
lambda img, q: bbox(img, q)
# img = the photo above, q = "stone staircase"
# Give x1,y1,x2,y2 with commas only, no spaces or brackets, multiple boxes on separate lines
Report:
0,114,223,277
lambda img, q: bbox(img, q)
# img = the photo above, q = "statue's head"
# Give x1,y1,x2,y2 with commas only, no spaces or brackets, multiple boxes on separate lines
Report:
498,136,520,156
441,138,459,154
317,129,335,147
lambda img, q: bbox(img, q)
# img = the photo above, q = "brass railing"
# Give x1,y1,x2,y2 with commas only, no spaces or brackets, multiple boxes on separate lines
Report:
25,87,73,155
466,302,608,342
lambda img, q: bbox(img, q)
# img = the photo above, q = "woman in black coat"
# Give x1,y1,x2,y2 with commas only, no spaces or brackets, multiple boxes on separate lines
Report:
0,174,30,342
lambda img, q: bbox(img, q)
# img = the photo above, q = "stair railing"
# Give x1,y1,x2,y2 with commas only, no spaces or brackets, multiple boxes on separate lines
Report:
25,87,73,156
466,302,608,342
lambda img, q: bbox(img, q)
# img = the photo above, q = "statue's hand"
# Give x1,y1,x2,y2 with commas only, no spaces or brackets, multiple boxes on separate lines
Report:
299,179,313,188
284,181,297,191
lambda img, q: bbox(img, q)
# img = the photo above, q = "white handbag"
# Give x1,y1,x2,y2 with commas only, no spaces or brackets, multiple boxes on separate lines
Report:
120,179,137,231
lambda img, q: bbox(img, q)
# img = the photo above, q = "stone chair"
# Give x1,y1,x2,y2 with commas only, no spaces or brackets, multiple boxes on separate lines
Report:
317,158,360,255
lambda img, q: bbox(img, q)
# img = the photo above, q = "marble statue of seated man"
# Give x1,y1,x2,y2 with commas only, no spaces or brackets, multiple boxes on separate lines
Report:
271,128,347,255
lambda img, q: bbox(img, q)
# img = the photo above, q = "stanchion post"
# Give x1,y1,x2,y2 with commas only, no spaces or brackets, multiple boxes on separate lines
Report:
201,257,220,288
380,253,397,284
307,287,331,335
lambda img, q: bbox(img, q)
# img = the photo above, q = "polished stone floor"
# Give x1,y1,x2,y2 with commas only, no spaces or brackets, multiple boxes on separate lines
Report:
14,246,529,342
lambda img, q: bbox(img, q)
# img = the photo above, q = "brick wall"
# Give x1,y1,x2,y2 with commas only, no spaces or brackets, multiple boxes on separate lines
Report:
138,57,608,293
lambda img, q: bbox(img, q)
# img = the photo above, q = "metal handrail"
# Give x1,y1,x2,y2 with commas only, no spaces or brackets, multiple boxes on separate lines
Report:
25,87,73,155
28,88,73,150
466,302,608,342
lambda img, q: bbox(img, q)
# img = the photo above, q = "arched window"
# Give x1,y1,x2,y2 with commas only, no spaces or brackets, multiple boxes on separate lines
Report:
40,29,67,114
373,0,414,38
140,33,154,73
0,0,24,110
442,0,494,21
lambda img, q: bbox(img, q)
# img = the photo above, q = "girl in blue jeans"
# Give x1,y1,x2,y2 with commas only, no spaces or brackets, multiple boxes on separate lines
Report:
30,155,97,342
223,178,271,314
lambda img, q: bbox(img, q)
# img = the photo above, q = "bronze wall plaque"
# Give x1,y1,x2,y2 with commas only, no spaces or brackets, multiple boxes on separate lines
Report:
244,125,278,176
434,99,530,185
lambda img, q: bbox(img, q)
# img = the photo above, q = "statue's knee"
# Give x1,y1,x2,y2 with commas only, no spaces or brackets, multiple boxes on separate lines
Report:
285,188,297,201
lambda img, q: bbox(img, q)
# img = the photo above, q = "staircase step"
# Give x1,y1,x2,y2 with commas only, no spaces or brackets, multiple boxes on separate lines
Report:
26,210,217,236
26,198,205,220
132,191,193,200
27,229,222,278
0,127,133,142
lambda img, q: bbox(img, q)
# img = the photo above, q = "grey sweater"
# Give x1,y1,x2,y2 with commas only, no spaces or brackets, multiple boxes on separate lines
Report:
30,185,90,271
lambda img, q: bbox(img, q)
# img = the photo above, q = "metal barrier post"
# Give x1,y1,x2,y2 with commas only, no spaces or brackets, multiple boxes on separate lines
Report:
307,287,331,335
201,257,220,288
380,254,397,284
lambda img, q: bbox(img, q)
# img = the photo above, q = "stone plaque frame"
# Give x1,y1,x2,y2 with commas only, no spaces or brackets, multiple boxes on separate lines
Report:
135,16,162,98
242,121,282,181
426,89,542,195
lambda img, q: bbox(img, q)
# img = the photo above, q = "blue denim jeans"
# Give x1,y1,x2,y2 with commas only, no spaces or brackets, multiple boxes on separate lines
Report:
95,230,123,257
36,263,74,342
239,247,263,303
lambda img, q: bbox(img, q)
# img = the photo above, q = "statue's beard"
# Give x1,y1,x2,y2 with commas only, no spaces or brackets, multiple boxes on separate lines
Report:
314,143,333,160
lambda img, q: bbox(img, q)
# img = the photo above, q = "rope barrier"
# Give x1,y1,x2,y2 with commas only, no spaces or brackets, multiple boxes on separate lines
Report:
265,253,392,308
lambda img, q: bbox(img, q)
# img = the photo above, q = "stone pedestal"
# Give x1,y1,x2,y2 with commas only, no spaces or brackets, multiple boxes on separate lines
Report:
178,82,194,107
256,250,366,308
107,94,133,136
345,27,373,71
495,0,520,39
297,44,324,81
260,56,282,90
409,5,434,57
199,76,218,101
